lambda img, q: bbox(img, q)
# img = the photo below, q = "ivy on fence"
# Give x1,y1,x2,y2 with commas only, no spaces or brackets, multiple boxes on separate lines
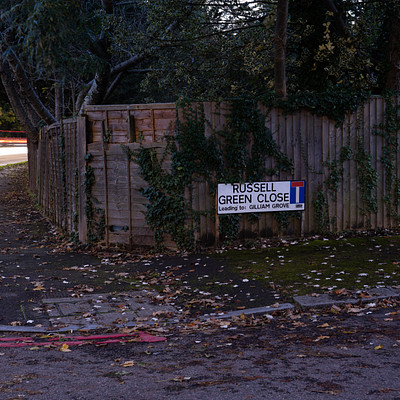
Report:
37,94,400,249
373,93,400,220
130,99,295,250
84,153,105,243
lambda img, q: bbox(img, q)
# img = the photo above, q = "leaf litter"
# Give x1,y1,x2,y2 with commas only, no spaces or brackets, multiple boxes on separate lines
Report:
1,165,400,344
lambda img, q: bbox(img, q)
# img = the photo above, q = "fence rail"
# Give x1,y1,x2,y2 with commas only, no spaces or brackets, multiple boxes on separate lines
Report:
28,97,400,248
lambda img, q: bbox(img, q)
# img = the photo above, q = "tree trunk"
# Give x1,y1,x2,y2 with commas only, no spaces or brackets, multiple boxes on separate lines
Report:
78,68,111,114
0,58,39,140
384,8,400,91
274,0,289,99
7,50,56,125
55,81,64,121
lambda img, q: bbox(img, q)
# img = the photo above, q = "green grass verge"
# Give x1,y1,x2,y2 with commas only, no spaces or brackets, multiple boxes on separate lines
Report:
0,161,28,170
216,235,400,297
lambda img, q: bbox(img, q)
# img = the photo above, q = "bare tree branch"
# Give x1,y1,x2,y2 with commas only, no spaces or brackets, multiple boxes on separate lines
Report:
6,49,56,124
274,0,288,98
0,58,39,139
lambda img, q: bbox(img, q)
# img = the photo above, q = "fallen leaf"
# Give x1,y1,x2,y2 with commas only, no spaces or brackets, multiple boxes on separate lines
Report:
173,376,191,382
374,345,383,350
335,288,350,296
292,321,306,327
378,388,400,393
347,307,362,313
59,344,71,352
331,305,341,313
314,335,330,342
121,361,135,367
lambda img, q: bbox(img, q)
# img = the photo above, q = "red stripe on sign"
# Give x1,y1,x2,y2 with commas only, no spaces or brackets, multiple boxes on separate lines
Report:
291,181,304,187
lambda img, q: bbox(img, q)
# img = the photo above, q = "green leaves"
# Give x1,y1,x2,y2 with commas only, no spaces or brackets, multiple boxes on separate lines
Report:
136,100,296,249
9,0,95,78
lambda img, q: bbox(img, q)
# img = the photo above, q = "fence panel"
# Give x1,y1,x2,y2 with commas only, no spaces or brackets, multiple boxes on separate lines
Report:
30,97,400,248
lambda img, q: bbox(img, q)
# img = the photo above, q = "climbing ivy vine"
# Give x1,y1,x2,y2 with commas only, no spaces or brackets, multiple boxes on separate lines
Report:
119,93,400,249
374,93,400,220
261,88,370,127
84,153,106,243
131,99,294,249
310,92,400,232
354,136,378,215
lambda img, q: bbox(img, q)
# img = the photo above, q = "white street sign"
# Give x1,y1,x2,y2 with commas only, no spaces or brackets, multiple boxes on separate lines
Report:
217,181,305,214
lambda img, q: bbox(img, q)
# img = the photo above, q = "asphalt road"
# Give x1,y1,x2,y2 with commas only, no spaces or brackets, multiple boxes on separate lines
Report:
0,145,28,166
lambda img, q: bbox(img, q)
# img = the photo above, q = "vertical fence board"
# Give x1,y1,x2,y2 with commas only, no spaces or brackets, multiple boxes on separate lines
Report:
78,116,88,242
336,123,344,232
369,98,378,228
396,96,400,228
342,115,350,229
375,98,384,228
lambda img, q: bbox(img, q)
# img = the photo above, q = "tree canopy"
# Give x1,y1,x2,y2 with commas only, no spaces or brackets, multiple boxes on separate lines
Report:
1,0,400,139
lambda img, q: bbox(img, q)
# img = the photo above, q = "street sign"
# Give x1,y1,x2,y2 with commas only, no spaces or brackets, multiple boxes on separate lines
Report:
217,181,305,214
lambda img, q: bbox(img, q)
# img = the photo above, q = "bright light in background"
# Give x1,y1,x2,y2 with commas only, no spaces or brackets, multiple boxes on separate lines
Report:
0,145,28,166
0,147,27,156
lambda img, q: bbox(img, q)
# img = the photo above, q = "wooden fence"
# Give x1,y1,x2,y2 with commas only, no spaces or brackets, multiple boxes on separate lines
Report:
28,97,400,248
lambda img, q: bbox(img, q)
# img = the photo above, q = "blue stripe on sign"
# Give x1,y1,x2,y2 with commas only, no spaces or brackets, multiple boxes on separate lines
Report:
290,186,305,204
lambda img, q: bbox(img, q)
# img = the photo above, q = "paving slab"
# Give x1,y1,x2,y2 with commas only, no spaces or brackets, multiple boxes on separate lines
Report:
90,311,138,326
40,290,178,329
58,302,94,316
50,311,139,326
45,304,60,317
42,294,108,304
50,316,90,325
293,294,359,308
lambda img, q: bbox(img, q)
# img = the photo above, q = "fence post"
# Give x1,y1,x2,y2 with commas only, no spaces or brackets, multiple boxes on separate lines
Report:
77,116,88,242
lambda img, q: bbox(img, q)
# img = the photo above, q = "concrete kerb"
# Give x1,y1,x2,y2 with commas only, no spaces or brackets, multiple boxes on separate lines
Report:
203,287,400,320
293,287,400,309
0,324,94,334
200,303,295,321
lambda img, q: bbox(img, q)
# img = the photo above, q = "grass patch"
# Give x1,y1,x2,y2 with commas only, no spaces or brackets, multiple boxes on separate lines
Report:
0,161,28,170
216,235,400,297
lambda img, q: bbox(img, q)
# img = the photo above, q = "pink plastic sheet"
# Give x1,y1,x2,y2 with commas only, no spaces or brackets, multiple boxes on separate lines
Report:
0,331,167,348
